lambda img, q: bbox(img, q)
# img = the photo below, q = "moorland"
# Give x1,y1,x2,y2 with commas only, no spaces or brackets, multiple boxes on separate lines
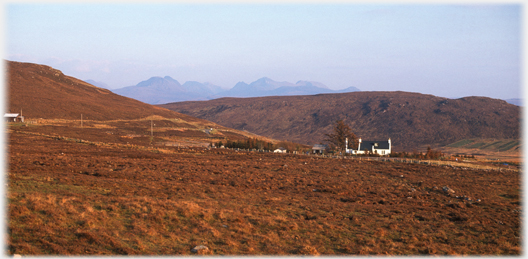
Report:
5,60,522,255
161,92,520,151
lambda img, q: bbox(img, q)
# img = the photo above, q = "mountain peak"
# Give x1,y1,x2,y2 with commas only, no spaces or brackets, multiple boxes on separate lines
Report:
136,76,181,88
163,76,177,82
295,80,329,89
257,76,272,81
254,77,274,84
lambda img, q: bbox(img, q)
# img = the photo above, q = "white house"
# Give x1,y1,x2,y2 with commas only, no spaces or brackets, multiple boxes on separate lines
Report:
4,113,22,122
274,147,287,153
346,138,391,156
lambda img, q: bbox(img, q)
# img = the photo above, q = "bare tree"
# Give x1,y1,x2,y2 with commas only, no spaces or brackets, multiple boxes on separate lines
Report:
324,120,358,152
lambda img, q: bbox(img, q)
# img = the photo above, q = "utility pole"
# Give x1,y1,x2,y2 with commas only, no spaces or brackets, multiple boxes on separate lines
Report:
81,114,83,128
151,120,153,136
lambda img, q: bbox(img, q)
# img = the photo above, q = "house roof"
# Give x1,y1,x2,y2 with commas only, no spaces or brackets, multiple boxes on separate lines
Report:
312,144,326,150
4,113,19,118
360,140,390,150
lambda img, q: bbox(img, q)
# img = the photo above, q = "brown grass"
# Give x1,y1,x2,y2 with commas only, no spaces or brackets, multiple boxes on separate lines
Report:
7,122,521,255
160,92,520,151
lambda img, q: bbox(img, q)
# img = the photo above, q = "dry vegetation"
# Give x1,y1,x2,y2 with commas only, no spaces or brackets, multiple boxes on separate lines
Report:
161,92,520,151
5,60,522,255
7,121,521,255
441,138,522,163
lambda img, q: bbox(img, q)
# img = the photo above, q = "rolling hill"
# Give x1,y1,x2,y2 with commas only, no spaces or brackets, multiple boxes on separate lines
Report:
5,60,268,143
160,92,520,151
7,61,210,123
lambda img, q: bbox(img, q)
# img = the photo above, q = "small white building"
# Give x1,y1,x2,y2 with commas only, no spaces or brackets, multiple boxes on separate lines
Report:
4,113,23,122
346,138,391,156
274,147,287,153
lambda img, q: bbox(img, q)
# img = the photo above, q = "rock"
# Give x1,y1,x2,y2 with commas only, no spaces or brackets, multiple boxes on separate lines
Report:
442,186,455,194
191,245,209,254
296,245,320,255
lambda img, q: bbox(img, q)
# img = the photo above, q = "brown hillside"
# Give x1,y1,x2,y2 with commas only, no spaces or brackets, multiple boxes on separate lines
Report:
6,60,203,123
5,60,280,145
160,92,520,151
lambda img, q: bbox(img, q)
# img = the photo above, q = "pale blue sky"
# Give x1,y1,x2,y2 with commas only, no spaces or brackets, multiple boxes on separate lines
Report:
5,3,522,99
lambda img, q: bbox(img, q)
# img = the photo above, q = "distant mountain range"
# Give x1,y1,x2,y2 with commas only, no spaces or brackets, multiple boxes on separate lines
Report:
92,76,520,106
215,77,360,99
10,60,520,152
109,76,360,104
109,76,224,104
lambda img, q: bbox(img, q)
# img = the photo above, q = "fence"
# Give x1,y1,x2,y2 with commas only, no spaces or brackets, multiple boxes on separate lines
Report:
217,146,520,173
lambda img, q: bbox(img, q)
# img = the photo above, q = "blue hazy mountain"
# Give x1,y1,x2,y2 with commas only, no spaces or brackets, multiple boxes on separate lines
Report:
112,76,224,104
112,76,360,104
214,77,359,98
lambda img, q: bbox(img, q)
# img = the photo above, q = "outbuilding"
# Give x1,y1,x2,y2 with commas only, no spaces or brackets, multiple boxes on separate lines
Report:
274,147,287,153
311,144,327,154
4,113,22,122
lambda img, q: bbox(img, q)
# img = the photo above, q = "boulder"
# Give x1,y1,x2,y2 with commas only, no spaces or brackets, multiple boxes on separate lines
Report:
442,186,455,194
191,245,210,254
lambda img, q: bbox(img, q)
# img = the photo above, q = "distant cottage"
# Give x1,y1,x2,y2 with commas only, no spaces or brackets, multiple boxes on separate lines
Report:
346,138,391,156
4,113,24,122
274,147,287,153
311,144,327,154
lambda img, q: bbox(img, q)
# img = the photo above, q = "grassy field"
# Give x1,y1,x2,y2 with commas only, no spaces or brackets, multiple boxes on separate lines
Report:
441,138,521,163
6,120,522,255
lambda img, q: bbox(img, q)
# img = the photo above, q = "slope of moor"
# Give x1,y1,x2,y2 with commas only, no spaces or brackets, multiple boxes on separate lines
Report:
160,92,520,151
7,60,203,123
5,60,267,144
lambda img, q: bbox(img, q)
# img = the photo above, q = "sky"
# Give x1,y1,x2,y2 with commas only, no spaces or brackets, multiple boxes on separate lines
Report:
4,2,523,99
